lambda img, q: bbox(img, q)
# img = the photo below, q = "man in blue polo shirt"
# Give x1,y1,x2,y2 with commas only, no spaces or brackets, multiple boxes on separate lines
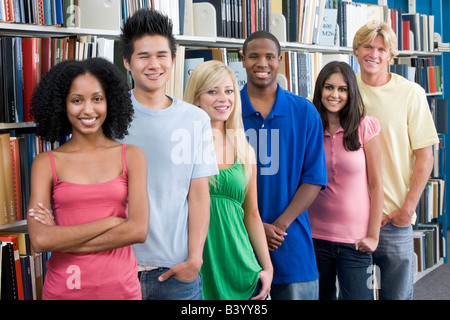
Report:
240,31,327,300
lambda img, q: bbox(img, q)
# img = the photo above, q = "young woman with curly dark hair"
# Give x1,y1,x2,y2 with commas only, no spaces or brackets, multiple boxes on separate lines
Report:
26,58,150,300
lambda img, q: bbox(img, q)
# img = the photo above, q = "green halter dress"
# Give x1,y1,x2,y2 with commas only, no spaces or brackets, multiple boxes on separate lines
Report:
201,162,262,300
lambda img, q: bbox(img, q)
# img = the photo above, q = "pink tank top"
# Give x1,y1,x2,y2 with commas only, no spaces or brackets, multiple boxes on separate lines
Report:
42,144,141,300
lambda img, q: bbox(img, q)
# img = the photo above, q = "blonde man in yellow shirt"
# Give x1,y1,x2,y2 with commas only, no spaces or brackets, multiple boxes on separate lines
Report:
353,21,439,300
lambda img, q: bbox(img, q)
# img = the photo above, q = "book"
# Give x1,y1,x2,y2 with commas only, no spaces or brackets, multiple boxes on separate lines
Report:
435,98,448,134
0,234,23,299
1,242,18,299
1,36,18,123
0,133,16,224
402,20,410,50
227,49,247,90
317,8,338,46
20,255,33,300
193,0,225,37
282,0,298,43
21,37,39,122
413,231,426,272
427,65,436,93
402,13,421,51
0,141,8,225
8,138,22,220
77,0,121,31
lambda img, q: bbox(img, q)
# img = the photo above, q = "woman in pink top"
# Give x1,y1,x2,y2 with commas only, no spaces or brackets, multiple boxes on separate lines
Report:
309,61,383,300
27,58,149,300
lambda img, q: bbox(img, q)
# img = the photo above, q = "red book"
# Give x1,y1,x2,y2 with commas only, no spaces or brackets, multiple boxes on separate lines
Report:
22,38,39,122
402,20,410,51
427,66,436,93
40,37,52,77
0,235,24,300
37,0,45,25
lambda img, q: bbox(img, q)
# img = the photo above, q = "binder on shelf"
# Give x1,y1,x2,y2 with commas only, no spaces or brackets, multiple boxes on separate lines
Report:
193,0,224,37
77,0,121,31
271,12,286,43
317,8,338,46
193,2,217,38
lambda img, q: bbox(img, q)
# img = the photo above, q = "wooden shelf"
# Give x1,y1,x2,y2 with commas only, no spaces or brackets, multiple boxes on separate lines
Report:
0,122,35,130
0,219,27,232
0,21,120,37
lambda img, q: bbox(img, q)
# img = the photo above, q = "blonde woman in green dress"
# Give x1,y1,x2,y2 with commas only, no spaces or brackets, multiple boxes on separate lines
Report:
184,60,273,300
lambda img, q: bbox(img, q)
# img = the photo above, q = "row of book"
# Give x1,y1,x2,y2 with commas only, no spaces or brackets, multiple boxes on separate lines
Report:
417,178,445,225
338,1,435,52
181,46,326,100
0,132,63,226
390,56,443,95
413,223,447,274
173,0,439,54
413,223,446,274
0,35,115,124
1,231,49,299
3,35,443,126
0,0,64,25
123,0,185,36
1,0,441,55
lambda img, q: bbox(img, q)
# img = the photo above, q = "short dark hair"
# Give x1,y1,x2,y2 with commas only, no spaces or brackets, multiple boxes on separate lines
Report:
312,61,365,151
31,58,134,143
243,30,281,56
120,9,177,63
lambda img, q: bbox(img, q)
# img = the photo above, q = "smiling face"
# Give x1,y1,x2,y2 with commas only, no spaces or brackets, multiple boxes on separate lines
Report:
321,72,349,117
355,35,391,81
66,72,107,136
195,74,235,125
123,34,175,96
242,37,281,90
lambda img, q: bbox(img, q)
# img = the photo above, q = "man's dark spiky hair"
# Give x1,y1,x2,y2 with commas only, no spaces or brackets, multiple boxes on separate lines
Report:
120,9,177,63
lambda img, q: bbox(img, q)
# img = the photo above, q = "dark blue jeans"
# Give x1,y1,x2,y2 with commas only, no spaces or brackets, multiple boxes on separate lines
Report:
313,238,374,300
138,268,203,300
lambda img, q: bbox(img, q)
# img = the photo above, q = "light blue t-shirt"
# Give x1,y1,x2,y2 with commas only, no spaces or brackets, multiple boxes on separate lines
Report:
119,91,218,268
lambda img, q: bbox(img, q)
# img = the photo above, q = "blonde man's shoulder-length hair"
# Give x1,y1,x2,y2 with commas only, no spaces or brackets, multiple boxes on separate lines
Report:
184,60,253,190
353,20,399,64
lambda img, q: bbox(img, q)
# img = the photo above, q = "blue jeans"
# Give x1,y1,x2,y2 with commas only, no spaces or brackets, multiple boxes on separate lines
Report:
313,239,374,300
270,279,319,300
138,268,203,300
373,222,414,300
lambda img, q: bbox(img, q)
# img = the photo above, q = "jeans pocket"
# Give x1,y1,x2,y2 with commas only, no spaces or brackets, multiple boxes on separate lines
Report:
173,273,201,284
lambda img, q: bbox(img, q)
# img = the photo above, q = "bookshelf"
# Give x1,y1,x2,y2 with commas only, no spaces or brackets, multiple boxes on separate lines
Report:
0,0,448,299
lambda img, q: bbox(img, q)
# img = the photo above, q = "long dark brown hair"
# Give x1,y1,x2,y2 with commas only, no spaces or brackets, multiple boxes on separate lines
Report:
313,61,365,151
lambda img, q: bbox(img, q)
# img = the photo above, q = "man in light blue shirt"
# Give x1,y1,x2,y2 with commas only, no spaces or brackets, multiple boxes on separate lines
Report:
119,9,218,300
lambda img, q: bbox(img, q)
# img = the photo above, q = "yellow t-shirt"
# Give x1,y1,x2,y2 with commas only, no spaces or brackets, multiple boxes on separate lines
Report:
356,73,439,222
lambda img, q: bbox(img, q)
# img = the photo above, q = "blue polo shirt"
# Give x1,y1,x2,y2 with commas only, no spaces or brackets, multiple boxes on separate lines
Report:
241,84,327,284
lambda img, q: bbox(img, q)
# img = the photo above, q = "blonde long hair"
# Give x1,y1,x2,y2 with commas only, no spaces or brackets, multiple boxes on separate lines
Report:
184,60,253,190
